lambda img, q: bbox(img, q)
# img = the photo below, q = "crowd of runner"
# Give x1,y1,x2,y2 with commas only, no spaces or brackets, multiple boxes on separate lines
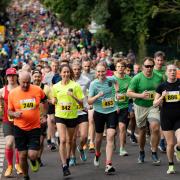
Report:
0,0,180,180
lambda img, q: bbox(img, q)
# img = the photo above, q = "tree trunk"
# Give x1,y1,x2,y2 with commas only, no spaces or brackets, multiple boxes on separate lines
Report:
137,33,147,64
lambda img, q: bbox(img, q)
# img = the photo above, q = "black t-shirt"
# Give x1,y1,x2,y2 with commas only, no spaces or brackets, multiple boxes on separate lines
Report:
156,79,180,111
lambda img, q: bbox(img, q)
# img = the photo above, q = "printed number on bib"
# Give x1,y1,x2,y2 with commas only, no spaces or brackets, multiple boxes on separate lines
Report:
77,104,84,110
118,94,126,102
20,98,36,110
147,91,155,100
60,102,72,111
165,91,180,102
102,98,114,108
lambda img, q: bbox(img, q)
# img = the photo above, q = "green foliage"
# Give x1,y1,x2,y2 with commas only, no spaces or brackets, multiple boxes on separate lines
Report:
0,0,11,12
42,0,180,60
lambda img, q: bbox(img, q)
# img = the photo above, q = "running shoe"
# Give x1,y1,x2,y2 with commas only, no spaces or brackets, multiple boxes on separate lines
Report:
89,143,95,153
69,157,76,166
4,165,13,177
37,158,44,167
158,139,166,153
15,163,23,174
77,146,87,161
174,145,180,161
105,164,115,175
138,151,145,164
94,155,100,167
50,143,57,152
151,152,161,166
29,160,39,172
130,134,137,144
167,165,175,174
62,165,71,176
119,148,128,156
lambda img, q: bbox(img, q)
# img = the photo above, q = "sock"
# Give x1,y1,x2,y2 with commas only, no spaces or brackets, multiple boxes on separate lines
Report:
106,160,112,165
5,148,13,166
95,151,101,157
47,139,51,144
169,162,174,166
51,137,55,143
15,149,20,164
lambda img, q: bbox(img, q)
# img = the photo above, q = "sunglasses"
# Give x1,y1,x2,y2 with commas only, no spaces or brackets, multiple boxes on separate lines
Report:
144,65,154,68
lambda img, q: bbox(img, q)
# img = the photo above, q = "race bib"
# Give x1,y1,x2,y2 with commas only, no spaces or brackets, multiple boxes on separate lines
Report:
102,98,114,108
77,104,84,110
165,91,180,103
147,91,155,100
20,98,36,110
60,102,72,111
118,93,126,102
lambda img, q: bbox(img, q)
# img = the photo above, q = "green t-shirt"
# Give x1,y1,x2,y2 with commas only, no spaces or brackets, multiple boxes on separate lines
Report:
153,66,166,81
128,72,163,107
113,75,131,109
52,80,84,119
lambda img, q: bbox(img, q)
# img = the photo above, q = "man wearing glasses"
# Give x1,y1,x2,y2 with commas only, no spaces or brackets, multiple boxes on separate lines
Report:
127,57,163,165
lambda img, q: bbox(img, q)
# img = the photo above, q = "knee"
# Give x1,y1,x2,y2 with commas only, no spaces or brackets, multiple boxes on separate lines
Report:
60,138,66,145
151,125,160,134
119,124,126,133
6,142,14,149
28,152,38,160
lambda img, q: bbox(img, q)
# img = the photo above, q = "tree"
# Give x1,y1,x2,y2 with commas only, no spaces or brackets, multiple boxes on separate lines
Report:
41,0,180,62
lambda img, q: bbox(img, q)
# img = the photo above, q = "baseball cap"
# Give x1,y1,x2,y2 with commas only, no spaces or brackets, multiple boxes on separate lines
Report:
6,68,17,76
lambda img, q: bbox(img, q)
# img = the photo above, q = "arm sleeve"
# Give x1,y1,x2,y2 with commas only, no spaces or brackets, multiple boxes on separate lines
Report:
88,82,95,97
75,84,84,100
156,83,163,95
128,76,138,91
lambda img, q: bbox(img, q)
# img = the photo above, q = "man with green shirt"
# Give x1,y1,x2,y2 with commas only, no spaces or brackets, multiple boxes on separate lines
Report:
153,51,167,153
113,60,131,156
127,57,163,165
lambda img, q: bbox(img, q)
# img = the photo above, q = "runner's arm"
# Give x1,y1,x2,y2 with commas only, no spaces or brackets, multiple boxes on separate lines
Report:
153,91,166,107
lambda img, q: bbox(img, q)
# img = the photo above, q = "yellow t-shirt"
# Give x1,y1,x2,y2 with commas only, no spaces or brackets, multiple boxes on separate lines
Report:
52,80,84,119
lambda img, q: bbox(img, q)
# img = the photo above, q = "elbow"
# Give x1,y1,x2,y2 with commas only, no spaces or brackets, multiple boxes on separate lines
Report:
88,99,93,105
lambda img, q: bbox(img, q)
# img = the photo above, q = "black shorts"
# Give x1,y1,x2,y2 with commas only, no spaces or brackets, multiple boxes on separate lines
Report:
93,111,118,133
47,103,55,115
117,108,129,127
161,110,180,131
77,114,88,125
55,117,77,128
3,122,14,137
14,126,40,151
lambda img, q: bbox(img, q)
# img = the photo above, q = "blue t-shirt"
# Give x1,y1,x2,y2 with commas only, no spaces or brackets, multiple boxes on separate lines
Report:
89,76,117,114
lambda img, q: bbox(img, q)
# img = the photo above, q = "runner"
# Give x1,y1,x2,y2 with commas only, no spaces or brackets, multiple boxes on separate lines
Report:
8,71,47,180
32,69,49,166
153,51,167,152
127,57,163,165
52,64,84,176
0,68,23,177
88,62,119,174
82,59,96,152
153,64,180,174
113,59,132,156
69,62,90,166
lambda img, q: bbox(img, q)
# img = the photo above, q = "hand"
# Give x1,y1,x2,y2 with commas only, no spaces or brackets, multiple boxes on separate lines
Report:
51,98,57,105
14,111,23,118
67,88,73,96
141,90,150,99
162,90,167,97
115,93,121,101
97,91,104,98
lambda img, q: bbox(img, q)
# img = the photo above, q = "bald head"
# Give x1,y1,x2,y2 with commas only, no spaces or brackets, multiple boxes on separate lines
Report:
19,71,31,91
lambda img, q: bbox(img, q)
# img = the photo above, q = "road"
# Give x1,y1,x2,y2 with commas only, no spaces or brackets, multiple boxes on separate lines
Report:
1,134,180,180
